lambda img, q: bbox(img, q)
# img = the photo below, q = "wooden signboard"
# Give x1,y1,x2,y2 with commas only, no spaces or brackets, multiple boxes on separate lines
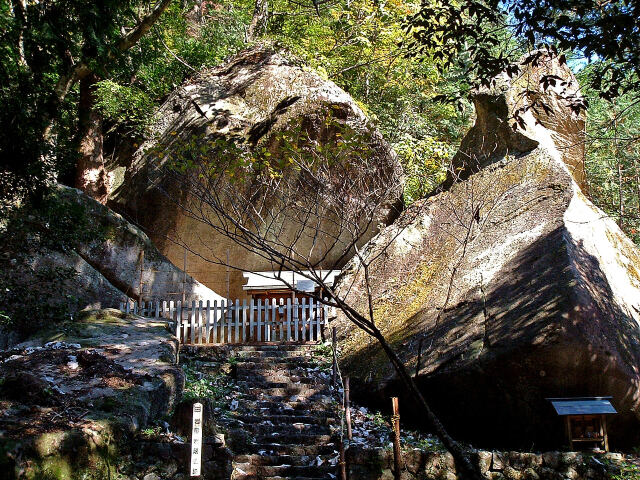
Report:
191,402,203,477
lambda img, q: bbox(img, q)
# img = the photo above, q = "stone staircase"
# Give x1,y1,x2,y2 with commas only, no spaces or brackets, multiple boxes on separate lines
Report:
227,345,340,480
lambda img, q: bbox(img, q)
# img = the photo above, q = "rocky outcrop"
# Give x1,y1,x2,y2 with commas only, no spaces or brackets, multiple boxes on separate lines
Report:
109,46,403,299
66,186,223,303
0,309,184,479
442,50,586,191
0,185,222,343
334,52,640,449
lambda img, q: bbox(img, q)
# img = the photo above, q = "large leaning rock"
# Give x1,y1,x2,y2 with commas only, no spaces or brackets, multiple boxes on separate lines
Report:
0,186,221,344
109,46,403,299
335,52,640,448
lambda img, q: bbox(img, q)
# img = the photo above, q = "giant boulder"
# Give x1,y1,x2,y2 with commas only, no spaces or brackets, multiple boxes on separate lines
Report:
109,46,403,299
334,52,640,449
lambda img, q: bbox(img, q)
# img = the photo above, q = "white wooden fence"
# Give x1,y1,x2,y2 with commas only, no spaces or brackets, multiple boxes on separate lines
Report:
118,298,329,345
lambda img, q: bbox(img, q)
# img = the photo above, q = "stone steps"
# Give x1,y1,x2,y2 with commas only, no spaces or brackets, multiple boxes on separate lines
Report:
253,432,335,446
209,344,339,479
225,419,332,436
235,350,317,358
235,396,335,410
236,414,336,426
241,385,331,398
232,463,335,477
234,475,329,480
236,376,327,386
231,345,318,351
234,454,324,466
249,444,337,456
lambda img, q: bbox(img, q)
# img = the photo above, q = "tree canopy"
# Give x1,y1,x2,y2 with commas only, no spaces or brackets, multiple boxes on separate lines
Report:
406,0,640,104
1,0,639,243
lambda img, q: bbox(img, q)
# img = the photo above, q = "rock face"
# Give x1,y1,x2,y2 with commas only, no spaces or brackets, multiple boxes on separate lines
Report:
443,50,586,191
1,186,222,346
0,309,183,479
334,52,640,449
67,186,223,304
109,46,403,299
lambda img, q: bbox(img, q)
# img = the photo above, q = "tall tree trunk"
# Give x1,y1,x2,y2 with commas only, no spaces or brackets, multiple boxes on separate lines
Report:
11,0,27,68
76,74,110,204
42,0,172,141
372,330,484,480
247,0,268,41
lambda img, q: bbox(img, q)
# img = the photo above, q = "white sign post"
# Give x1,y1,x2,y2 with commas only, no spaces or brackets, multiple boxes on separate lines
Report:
191,402,203,477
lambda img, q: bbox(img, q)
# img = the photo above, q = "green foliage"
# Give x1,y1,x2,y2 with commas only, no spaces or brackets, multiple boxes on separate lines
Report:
129,1,248,99
314,341,333,359
406,0,640,104
244,0,470,203
396,131,456,203
0,0,155,204
579,66,640,246
607,459,640,480
94,81,155,135
0,0,247,204
182,362,231,404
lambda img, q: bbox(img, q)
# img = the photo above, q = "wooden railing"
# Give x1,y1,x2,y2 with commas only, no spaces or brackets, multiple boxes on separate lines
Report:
118,298,329,345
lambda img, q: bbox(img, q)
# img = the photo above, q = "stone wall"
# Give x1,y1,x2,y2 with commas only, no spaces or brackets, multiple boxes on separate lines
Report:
346,446,629,480
131,437,232,480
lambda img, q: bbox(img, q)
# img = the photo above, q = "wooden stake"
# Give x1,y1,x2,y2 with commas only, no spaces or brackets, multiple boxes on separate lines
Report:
339,438,347,480
565,416,573,451
182,247,187,304
138,250,145,303
332,327,337,390
602,415,609,452
391,397,403,480
345,376,353,441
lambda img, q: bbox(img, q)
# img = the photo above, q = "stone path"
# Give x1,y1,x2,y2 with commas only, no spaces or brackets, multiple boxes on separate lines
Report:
223,345,341,480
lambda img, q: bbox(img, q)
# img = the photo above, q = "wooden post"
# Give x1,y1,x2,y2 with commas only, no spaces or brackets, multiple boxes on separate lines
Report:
212,300,218,344
182,247,187,304
339,438,347,480
138,250,144,304
205,300,211,344
602,415,609,452
191,402,203,477
345,376,353,441
286,297,292,342
257,299,262,343
566,416,574,451
190,300,196,344
332,327,337,390
242,299,247,343
249,299,255,343
391,397,402,480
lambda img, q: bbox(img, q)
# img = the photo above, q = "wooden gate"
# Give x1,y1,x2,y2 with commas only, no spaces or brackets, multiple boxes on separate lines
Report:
119,297,329,345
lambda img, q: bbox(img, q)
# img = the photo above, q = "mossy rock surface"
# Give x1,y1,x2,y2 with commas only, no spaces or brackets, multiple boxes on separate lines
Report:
0,310,183,479
334,54,640,450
